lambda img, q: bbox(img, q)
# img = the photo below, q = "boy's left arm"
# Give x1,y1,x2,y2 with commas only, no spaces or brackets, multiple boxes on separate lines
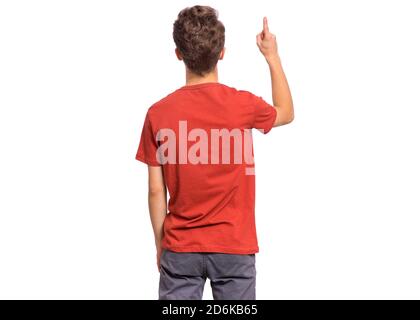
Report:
147,165,167,272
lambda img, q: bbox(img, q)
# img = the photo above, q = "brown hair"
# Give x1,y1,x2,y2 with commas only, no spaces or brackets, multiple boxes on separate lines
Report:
173,6,225,76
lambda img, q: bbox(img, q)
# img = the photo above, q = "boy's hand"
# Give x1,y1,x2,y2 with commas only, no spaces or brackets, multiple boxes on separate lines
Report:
256,17,279,63
156,244,162,272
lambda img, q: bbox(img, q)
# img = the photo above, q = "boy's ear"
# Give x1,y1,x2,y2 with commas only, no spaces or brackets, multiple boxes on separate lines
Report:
175,48,183,61
219,47,226,60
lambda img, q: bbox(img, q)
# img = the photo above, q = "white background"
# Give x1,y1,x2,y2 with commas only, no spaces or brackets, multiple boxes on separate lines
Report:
1,0,419,299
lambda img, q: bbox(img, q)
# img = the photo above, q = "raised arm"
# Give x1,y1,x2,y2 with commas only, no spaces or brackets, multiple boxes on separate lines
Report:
147,165,167,272
256,17,294,126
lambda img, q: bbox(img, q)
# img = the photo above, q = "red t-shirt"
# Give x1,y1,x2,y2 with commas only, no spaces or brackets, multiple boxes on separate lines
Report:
136,82,276,254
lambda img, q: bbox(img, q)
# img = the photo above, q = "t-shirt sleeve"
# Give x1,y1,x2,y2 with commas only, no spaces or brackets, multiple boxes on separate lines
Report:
252,94,277,134
135,112,161,166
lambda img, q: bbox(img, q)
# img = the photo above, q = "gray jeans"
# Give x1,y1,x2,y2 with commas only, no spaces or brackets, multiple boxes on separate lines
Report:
159,249,256,300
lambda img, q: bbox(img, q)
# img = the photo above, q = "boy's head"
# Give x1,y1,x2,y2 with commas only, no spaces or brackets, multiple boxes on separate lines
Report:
173,6,225,76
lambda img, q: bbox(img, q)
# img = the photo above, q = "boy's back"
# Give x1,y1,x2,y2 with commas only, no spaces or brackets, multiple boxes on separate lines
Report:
135,6,293,300
136,82,276,254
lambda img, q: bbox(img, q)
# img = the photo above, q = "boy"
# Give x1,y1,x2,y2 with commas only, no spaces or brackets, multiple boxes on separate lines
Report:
136,5,293,300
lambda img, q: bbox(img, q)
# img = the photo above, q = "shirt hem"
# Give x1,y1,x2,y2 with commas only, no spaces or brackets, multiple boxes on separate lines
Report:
162,245,259,255
135,154,161,166
263,109,277,134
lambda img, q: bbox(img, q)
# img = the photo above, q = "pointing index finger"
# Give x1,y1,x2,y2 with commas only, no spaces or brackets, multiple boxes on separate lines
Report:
263,16,269,34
